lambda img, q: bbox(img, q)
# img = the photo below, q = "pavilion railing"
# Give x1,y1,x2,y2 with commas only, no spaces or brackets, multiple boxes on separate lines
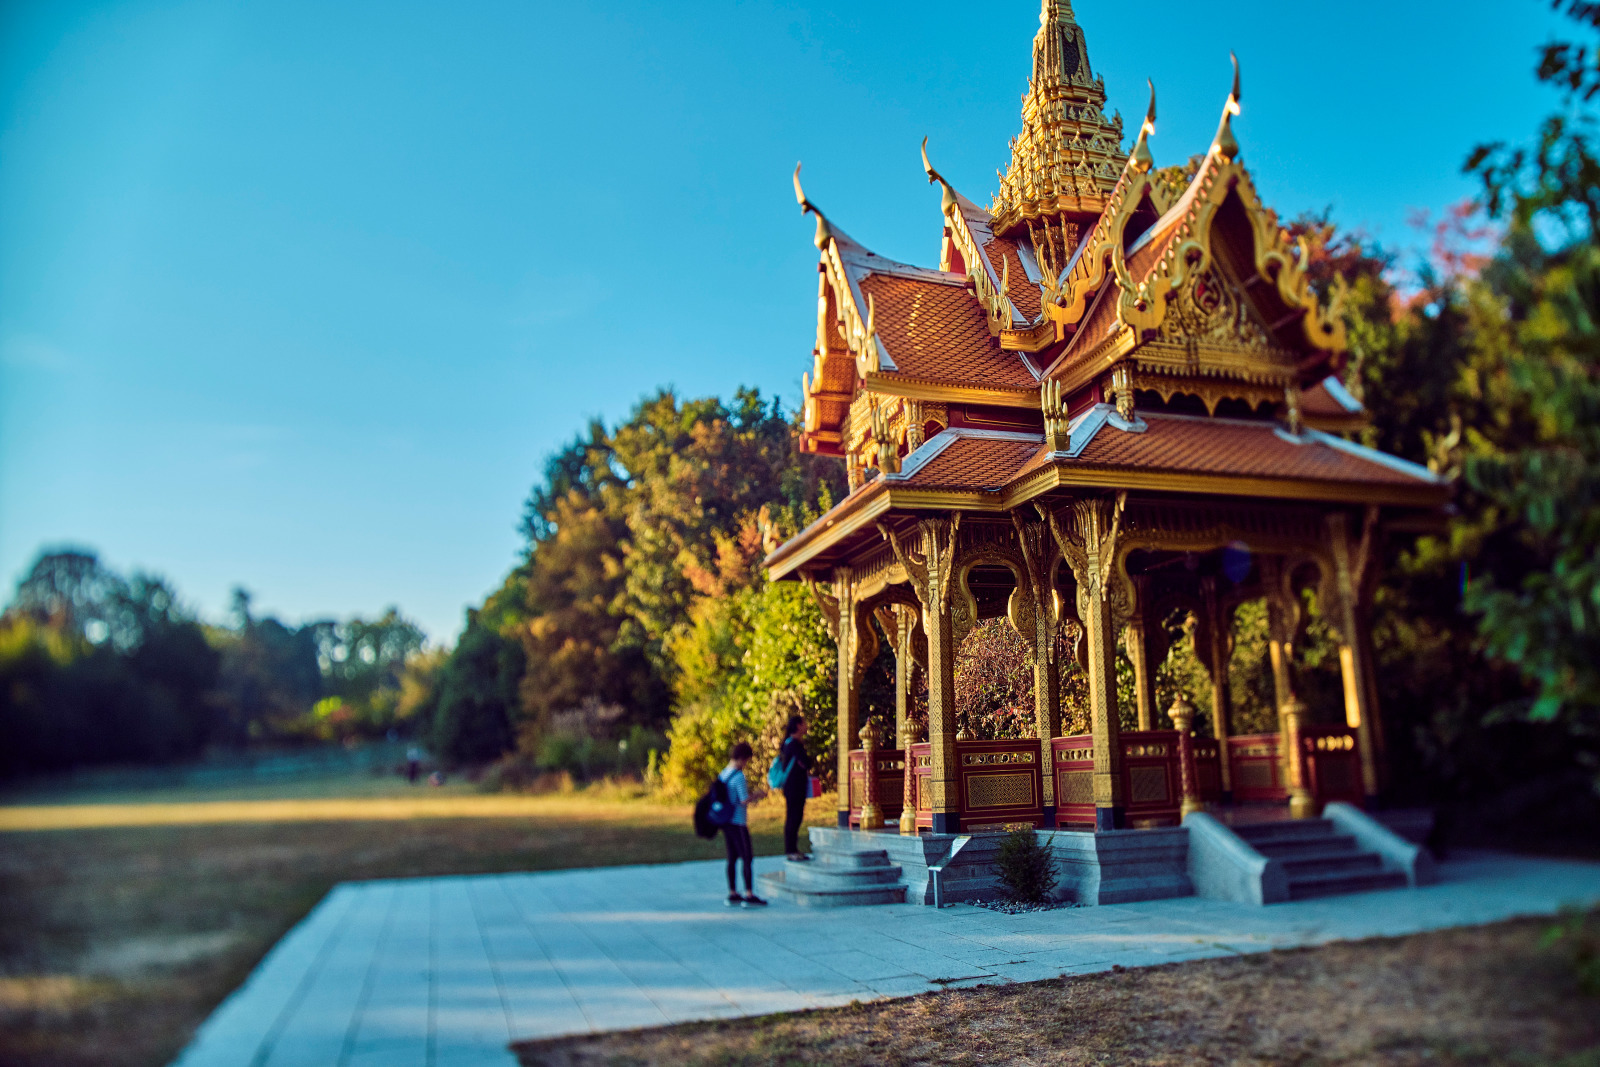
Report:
899,725,1358,833
1299,725,1363,807
1120,730,1183,827
954,738,1044,831
846,747,905,828
1192,736,1223,805
1050,734,1096,829
1051,731,1184,829
1227,733,1287,803
909,742,933,830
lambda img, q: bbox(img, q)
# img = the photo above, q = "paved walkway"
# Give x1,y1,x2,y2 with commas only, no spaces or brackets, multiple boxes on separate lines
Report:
174,850,1600,1067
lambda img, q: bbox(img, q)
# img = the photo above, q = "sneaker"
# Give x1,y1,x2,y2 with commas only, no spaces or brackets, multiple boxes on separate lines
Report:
725,893,743,907
742,894,768,907
786,852,810,862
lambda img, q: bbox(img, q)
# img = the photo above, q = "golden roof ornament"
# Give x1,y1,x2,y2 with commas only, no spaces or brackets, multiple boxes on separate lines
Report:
991,0,1125,236
1130,80,1156,175
793,163,833,251
920,137,959,218
1210,54,1242,162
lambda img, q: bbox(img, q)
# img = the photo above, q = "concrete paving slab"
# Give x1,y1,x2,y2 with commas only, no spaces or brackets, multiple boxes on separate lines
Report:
171,849,1600,1067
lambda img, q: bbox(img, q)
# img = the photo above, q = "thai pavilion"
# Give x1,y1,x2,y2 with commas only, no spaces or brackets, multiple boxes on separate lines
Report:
760,0,1448,904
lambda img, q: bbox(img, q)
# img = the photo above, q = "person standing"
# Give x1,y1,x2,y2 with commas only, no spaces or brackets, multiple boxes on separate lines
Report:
777,715,814,862
719,742,767,907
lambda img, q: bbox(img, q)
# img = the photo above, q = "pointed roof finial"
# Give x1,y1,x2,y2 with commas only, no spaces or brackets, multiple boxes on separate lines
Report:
1129,79,1156,173
992,0,1122,232
1210,54,1242,162
921,137,960,217
793,163,833,251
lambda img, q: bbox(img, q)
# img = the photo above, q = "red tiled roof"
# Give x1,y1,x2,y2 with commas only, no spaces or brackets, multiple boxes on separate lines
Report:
858,274,1037,390
1062,282,1126,360
983,237,1043,322
1066,413,1427,487
1301,378,1360,417
900,435,1044,492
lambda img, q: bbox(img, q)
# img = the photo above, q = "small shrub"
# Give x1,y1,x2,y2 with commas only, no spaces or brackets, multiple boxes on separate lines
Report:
1543,904,1600,995
995,827,1057,903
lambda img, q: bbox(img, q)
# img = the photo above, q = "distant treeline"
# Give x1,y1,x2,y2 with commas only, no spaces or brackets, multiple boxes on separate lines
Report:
0,550,430,777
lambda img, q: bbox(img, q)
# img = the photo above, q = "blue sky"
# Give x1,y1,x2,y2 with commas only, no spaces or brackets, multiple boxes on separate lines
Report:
0,0,1572,643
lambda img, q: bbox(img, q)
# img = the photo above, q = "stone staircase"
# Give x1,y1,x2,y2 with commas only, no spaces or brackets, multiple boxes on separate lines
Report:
1232,817,1408,900
758,842,907,907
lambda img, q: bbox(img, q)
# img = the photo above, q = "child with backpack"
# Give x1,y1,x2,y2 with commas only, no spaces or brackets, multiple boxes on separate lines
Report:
707,741,766,907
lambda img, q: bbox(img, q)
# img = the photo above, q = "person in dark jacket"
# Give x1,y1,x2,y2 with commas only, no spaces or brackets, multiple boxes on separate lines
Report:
777,715,814,861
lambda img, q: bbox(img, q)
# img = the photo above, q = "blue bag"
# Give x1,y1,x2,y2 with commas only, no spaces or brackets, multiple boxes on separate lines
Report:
767,755,795,790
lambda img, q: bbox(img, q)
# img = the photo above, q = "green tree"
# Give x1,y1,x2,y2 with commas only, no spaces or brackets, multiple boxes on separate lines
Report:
1455,2,1600,774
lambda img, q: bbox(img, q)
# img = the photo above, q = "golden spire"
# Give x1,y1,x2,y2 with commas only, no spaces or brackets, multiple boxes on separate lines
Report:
1210,54,1242,162
991,0,1126,236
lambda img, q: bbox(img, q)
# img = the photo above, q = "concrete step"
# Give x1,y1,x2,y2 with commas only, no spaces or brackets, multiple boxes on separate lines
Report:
1287,868,1408,900
778,860,904,890
1232,818,1335,845
811,847,893,869
757,868,906,907
1280,850,1384,878
1251,834,1361,860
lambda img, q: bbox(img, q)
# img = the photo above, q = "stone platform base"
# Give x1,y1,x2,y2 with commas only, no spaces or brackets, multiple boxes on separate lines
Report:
809,826,1194,907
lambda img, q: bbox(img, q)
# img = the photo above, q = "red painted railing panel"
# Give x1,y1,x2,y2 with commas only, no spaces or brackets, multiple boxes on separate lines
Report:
1301,726,1363,807
1228,733,1287,803
1050,734,1096,828
846,747,905,828
1120,730,1182,827
909,742,933,830
1192,736,1223,804
954,739,1044,831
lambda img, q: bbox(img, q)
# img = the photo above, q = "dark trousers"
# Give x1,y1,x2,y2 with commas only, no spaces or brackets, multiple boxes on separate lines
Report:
722,824,753,893
783,793,806,855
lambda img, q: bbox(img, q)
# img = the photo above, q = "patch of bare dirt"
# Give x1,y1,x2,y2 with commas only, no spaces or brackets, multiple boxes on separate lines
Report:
516,919,1600,1067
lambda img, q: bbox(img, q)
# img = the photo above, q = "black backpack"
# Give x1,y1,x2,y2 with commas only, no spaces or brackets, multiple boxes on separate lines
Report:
693,773,735,839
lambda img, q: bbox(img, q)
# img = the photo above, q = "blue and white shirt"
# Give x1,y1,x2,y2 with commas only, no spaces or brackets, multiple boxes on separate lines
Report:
718,764,750,826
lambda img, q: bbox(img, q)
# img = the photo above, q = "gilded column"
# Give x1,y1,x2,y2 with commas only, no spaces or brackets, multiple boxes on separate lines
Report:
1125,583,1154,731
1047,495,1127,831
1200,576,1234,799
833,567,859,828
1327,509,1384,803
858,722,883,830
1014,514,1060,827
1168,691,1203,817
1262,557,1314,819
894,604,919,835
880,515,962,834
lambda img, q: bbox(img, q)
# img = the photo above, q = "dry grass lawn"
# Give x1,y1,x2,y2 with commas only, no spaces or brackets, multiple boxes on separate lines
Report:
0,773,836,1067
516,919,1600,1067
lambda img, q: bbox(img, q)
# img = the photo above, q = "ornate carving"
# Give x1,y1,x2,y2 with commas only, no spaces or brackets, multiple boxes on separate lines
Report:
879,514,962,617
802,570,840,641
1057,769,1094,804
1158,264,1274,352
1044,493,1131,624
966,772,1036,809
1011,513,1061,663
868,399,901,474
1040,379,1068,452
807,568,879,686
962,751,1036,765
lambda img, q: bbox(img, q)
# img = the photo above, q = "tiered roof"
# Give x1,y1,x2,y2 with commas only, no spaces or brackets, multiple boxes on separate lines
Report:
778,0,1445,572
